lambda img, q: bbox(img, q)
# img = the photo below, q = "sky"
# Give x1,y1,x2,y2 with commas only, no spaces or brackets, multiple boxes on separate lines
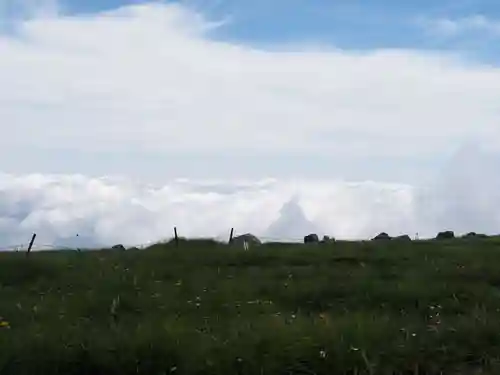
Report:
1,0,500,247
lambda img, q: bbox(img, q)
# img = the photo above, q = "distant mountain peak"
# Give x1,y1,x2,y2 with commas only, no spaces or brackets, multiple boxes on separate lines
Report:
264,195,321,240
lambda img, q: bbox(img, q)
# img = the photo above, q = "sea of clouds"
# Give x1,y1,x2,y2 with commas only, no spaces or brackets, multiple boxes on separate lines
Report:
1,142,500,250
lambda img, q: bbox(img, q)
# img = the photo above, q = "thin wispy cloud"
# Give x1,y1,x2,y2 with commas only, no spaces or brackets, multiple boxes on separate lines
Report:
417,14,500,38
0,0,60,21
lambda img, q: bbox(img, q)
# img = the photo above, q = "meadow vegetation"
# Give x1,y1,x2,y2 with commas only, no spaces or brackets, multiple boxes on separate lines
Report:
1,237,500,374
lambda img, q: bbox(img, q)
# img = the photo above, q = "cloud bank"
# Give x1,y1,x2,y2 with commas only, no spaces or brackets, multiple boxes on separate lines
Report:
0,173,416,249
1,142,500,249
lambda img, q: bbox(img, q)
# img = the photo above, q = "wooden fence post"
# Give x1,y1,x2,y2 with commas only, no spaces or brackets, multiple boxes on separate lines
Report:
26,233,36,257
229,228,234,244
174,227,179,248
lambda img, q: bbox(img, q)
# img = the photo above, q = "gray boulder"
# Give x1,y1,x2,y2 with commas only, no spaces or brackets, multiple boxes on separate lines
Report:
436,231,454,239
322,235,336,243
464,232,488,239
373,232,391,241
395,234,412,241
304,233,319,244
231,233,261,249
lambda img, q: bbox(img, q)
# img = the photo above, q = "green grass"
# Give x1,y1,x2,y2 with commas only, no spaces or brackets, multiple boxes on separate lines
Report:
1,237,500,374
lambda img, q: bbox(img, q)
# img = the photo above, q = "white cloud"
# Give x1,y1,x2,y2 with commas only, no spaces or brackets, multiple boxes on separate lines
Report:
1,1,500,176
1,141,500,250
417,15,500,38
0,173,416,248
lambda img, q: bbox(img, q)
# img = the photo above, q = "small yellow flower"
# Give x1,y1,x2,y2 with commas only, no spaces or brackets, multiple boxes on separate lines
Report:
0,321,10,328
318,312,331,326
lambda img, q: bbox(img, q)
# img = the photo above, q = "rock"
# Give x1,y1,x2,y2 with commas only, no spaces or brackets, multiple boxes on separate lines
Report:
111,244,126,251
436,231,454,240
464,232,488,239
395,235,412,241
231,233,261,249
372,232,391,241
304,233,319,244
321,235,335,243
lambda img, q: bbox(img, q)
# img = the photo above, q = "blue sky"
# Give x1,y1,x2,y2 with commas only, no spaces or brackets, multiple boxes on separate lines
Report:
3,0,500,54
2,0,500,65
5,0,495,59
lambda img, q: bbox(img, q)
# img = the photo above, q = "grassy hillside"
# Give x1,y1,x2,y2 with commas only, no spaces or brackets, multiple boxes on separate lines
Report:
1,237,500,374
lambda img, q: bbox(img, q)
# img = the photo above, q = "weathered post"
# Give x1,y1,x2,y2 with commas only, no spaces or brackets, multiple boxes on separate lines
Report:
174,227,179,248
229,228,234,244
26,233,36,257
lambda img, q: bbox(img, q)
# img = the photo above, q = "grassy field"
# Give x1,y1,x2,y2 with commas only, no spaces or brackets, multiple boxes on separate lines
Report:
1,237,500,374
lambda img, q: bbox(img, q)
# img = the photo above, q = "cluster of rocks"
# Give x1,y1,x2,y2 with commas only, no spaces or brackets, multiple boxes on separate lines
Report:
231,233,337,247
370,230,490,241
108,230,491,251
463,232,488,239
372,233,412,241
303,234,336,244
436,231,488,239
110,244,139,251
